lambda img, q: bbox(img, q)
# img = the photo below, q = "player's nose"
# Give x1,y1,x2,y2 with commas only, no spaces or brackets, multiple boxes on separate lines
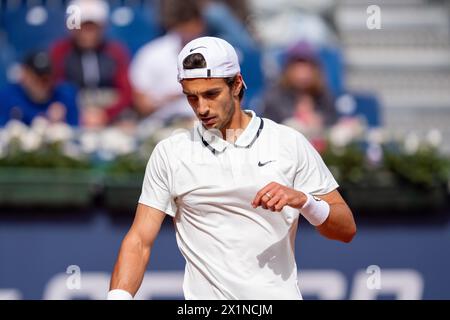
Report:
197,98,210,116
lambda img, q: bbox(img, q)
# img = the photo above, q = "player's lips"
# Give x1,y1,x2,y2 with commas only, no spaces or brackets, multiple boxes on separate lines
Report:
201,116,216,126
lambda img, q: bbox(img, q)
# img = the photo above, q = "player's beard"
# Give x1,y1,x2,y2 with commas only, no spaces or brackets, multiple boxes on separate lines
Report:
214,93,236,136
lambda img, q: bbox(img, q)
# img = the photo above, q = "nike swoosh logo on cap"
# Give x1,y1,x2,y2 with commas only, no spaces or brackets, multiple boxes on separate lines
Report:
190,46,207,52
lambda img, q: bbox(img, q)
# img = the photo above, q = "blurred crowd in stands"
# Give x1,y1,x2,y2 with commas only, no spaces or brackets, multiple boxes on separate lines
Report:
0,0,381,154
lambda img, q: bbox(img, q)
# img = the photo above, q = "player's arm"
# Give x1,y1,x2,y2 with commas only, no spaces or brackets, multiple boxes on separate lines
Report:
252,183,356,243
312,189,356,243
108,203,166,298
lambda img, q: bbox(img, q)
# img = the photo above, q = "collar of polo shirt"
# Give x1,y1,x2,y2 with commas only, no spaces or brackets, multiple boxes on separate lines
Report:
196,110,263,153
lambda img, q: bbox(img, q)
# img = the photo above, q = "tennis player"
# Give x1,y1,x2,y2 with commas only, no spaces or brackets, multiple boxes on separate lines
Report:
108,37,356,300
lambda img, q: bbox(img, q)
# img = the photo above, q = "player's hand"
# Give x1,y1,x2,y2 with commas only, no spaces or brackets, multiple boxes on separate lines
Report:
252,182,308,212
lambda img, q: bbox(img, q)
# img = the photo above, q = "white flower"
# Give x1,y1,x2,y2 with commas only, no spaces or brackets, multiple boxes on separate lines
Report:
404,132,420,154
329,118,365,147
99,128,136,156
21,130,43,152
62,141,84,160
45,123,74,143
79,130,100,154
30,116,49,137
4,120,28,143
426,129,442,148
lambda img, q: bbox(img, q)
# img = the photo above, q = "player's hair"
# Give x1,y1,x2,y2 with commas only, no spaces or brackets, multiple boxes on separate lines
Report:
182,53,245,101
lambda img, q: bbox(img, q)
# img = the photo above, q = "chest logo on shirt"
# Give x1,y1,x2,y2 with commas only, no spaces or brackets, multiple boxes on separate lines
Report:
258,160,276,167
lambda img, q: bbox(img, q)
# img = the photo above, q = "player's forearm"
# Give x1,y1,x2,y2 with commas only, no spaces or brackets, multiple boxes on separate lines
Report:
110,233,151,296
316,203,356,243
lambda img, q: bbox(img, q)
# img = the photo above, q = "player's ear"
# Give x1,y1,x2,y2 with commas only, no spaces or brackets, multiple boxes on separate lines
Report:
233,74,244,97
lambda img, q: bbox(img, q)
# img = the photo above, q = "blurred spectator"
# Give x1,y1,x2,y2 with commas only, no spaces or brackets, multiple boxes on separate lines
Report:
247,0,343,97
214,0,252,26
0,51,79,127
50,0,132,128
260,41,337,149
130,0,257,125
248,0,338,49
199,0,257,52
129,0,204,124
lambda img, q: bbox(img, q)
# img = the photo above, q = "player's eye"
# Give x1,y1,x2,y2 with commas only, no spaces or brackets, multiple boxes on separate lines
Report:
204,91,220,99
187,95,198,102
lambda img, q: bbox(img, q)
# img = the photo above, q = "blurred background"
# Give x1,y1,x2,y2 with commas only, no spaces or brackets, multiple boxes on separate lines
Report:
0,0,449,300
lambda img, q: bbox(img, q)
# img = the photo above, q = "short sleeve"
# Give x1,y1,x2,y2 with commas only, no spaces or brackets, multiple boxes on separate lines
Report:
138,142,177,217
293,133,339,195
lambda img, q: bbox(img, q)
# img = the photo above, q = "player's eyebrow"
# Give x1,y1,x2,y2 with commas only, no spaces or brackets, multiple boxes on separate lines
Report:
183,87,223,96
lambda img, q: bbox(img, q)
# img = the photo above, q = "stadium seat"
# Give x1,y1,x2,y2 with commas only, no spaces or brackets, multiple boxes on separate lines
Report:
107,3,162,56
318,45,345,98
0,38,17,87
2,4,67,59
336,92,382,128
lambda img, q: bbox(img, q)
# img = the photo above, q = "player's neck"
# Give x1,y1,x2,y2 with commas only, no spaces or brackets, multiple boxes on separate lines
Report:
221,108,251,143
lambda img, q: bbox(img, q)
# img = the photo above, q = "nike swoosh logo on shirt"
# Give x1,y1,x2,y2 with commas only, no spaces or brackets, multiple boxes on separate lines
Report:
258,160,276,167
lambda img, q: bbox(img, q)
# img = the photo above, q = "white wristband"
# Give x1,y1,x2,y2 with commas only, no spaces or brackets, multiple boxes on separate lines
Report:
299,193,330,226
107,289,133,300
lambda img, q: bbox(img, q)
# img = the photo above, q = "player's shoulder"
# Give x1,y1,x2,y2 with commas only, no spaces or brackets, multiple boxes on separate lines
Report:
260,117,308,145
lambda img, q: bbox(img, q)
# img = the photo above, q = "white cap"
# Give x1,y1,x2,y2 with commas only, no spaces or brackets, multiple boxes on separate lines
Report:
69,0,109,25
177,36,246,88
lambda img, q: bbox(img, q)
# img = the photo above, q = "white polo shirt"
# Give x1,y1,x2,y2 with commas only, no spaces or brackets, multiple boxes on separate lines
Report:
139,110,338,300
